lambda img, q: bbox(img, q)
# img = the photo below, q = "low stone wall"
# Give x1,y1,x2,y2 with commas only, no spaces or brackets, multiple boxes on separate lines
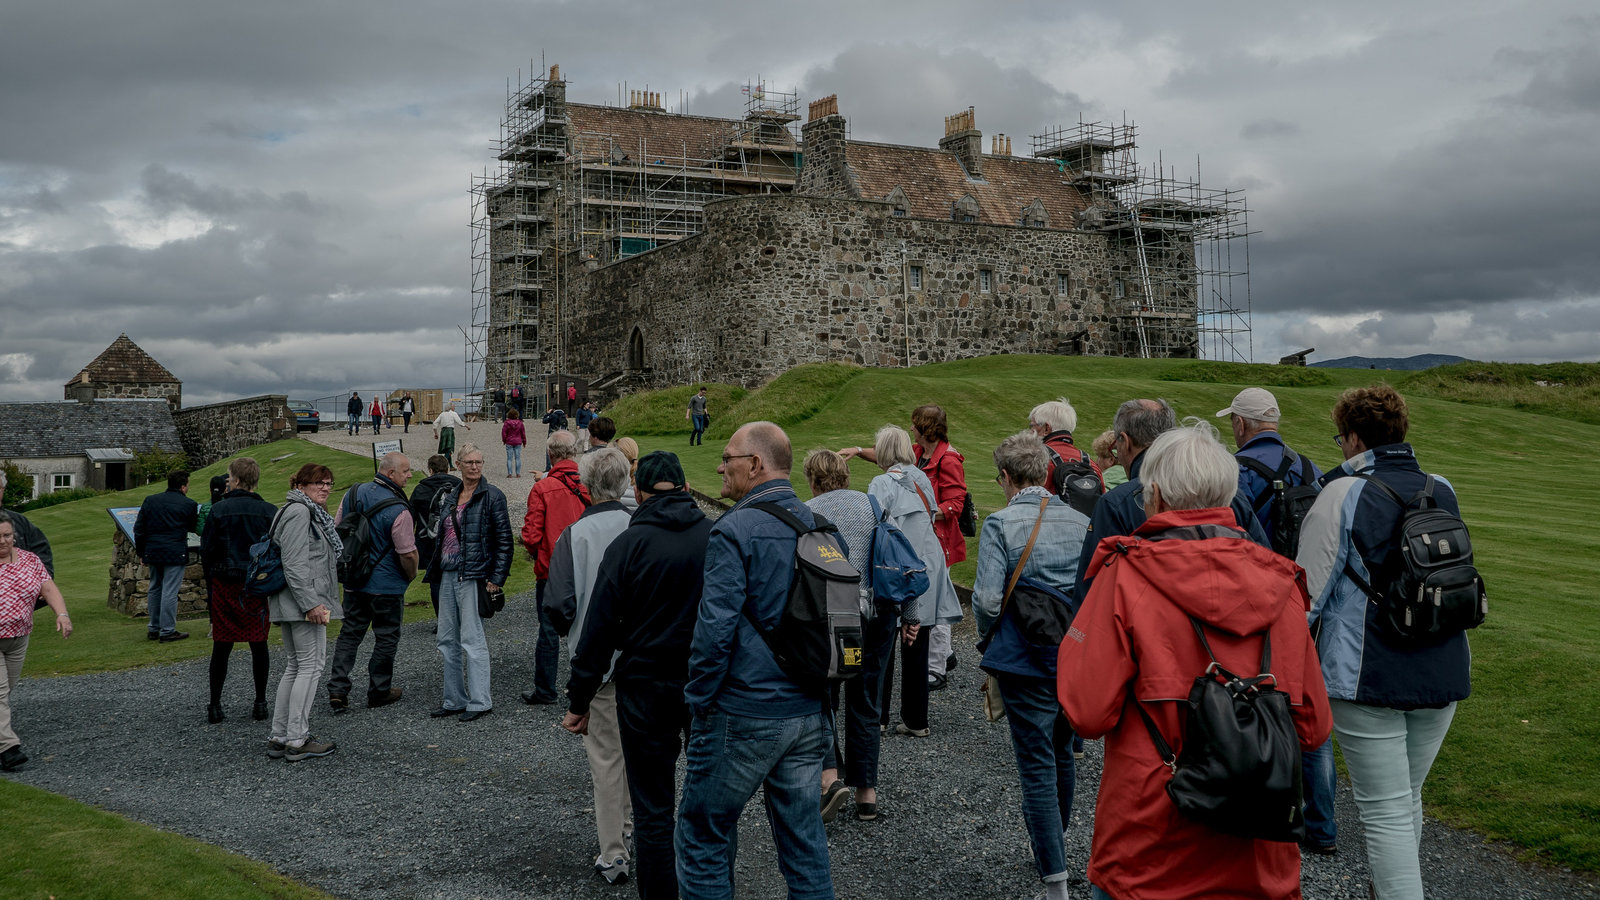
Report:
106,528,208,619
174,394,296,468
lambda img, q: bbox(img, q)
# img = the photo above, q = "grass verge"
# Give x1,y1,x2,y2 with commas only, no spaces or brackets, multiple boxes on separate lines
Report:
0,779,331,899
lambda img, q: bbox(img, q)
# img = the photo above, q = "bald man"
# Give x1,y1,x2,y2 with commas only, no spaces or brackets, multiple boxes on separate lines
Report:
328,452,417,712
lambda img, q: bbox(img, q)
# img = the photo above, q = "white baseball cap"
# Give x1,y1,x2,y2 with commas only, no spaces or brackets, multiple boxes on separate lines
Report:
1215,387,1281,423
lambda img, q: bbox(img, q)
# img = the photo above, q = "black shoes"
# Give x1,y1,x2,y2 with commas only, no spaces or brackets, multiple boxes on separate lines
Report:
0,746,27,771
146,631,159,641
429,706,464,718
520,690,558,706
459,708,493,723
927,673,948,691
820,780,849,824
206,702,225,724
1300,840,1337,856
252,700,269,721
328,692,349,714
368,688,404,709
159,631,189,643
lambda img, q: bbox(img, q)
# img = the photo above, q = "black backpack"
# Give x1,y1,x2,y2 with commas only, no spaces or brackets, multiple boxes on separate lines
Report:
1344,475,1487,645
335,484,409,589
1238,449,1319,558
745,502,865,688
1047,445,1105,517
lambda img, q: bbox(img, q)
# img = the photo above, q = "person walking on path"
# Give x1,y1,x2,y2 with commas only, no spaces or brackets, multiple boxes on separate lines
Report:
509,383,525,418
567,381,578,416
409,455,460,621
199,457,277,724
502,409,526,478
369,395,384,434
1218,386,1337,856
677,422,834,900
135,469,198,643
1060,422,1331,900
971,430,1089,898
1297,385,1471,900
428,444,512,723
687,387,709,446
0,517,71,773
326,452,417,713
565,451,709,900
433,403,468,471
576,401,596,450
347,392,363,435
519,431,590,705
265,464,343,762
400,393,415,433
547,448,637,885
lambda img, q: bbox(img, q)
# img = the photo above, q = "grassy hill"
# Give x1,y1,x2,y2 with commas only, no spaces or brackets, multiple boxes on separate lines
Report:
609,354,1600,872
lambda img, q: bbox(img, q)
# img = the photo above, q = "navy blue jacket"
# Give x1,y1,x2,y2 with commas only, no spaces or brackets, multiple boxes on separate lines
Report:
1235,431,1324,537
200,489,277,581
1074,451,1271,604
337,475,414,595
134,488,198,566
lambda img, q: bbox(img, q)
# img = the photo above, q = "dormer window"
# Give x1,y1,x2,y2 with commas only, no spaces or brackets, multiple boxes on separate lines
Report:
1021,198,1049,228
885,186,910,219
952,194,980,223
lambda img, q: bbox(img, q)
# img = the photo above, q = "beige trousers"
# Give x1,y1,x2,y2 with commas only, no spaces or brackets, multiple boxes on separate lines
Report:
0,634,30,753
584,682,634,863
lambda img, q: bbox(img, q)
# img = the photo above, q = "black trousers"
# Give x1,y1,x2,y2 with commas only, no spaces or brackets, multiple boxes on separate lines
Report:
825,608,897,787
327,590,404,697
616,677,691,900
879,622,931,730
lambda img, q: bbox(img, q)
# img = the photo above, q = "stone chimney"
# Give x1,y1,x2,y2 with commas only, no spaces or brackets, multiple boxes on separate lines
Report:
798,95,858,198
70,372,97,405
940,107,982,177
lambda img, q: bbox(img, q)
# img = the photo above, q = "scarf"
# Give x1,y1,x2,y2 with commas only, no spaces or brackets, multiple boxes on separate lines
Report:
286,489,343,553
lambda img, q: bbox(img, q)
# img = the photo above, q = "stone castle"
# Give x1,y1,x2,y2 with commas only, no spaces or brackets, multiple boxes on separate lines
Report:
471,67,1250,401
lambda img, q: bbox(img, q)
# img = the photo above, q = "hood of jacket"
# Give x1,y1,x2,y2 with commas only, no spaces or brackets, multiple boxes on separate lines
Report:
629,491,707,532
1088,506,1306,638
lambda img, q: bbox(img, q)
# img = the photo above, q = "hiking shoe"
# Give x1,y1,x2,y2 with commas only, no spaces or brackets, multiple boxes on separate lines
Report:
265,739,288,760
895,723,930,738
820,779,850,823
159,631,189,643
252,700,269,721
285,737,337,762
0,745,28,771
367,687,403,709
594,856,630,884
328,692,349,713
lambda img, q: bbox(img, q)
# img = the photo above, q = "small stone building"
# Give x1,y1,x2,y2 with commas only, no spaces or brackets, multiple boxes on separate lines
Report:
0,397,182,496
65,334,182,410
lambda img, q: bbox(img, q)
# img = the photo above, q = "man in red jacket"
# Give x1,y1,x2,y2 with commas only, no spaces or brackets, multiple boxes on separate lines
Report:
1059,423,1331,900
519,430,590,704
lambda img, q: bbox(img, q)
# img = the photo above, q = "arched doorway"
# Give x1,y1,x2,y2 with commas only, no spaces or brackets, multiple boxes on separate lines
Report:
628,327,645,371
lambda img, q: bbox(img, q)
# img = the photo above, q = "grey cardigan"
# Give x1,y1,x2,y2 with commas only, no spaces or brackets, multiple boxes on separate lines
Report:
267,500,343,624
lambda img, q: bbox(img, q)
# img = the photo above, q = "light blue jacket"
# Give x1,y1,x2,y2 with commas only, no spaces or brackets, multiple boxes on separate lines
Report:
868,466,962,627
972,488,1088,656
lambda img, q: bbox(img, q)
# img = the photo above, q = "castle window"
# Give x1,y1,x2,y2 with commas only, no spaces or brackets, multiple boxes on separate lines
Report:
52,473,74,492
952,194,980,223
910,265,923,290
979,269,993,293
1113,278,1126,299
893,208,906,217
763,330,770,348
1021,198,1050,228
1058,274,1070,296
628,327,645,370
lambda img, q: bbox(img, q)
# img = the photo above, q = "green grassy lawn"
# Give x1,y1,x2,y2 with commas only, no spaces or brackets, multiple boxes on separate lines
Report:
19,439,533,677
0,779,332,900
614,355,1600,871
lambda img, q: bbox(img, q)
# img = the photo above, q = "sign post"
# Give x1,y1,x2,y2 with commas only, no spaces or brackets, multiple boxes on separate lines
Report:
372,439,403,473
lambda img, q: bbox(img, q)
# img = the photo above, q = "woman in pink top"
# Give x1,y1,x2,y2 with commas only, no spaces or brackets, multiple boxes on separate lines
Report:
501,408,527,478
0,518,72,772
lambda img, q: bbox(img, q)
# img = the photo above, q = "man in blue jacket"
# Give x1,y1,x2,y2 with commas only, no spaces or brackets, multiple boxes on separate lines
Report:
134,470,198,642
677,422,833,900
327,452,417,711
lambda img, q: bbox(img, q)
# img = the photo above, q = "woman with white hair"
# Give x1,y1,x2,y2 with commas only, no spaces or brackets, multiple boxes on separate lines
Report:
428,443,512,722
859,425,961,738
1059,422,1332,900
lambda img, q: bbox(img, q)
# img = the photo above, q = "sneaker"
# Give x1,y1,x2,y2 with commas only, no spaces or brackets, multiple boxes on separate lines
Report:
594,855,630,885
894,723,930,738
265,739,288,760
0,745,28,771
158,631,189,643
820,779,850,823
285,736,337,762
927,673,948,691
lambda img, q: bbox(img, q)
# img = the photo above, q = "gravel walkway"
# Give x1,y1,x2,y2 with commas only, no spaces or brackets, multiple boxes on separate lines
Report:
5,599,1595,899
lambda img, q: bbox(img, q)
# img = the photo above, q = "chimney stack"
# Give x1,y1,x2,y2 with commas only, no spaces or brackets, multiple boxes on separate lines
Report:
939,106,982,176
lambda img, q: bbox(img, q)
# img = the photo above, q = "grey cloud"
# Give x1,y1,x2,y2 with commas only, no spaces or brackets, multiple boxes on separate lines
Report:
1241,119,1299,139
1498,20,1600,116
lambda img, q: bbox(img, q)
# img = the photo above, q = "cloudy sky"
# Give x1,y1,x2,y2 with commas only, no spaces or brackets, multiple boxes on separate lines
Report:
2,1,1596,404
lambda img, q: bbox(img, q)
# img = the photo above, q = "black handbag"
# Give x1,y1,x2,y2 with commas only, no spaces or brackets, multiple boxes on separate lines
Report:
476,580,504,619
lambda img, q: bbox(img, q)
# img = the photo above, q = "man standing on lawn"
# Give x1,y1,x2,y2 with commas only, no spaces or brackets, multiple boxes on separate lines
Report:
326,452,417,713
135,470,198,643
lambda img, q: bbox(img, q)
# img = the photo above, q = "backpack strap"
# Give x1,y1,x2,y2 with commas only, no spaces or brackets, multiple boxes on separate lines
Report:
1135,615,1274,775
1142,523,1248,543
1339,472,1431,601
990,497,1049,633
1237,452,1297,515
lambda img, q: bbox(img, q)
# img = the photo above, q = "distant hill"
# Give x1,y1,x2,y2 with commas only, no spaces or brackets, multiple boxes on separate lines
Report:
1310,353,1468,370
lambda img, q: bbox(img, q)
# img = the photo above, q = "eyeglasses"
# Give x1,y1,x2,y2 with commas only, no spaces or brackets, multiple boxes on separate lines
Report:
720,453,755,465
994,472,1006,484
313,480,334,487
1332,434,1345,448
459,459,484,466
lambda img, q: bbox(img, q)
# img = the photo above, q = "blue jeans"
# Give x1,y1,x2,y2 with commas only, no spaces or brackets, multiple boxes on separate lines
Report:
146,563,184,636
676,707,832,900
690,414,707,445
1303,737,1339,847
348,412,360,434
528,579,560,702
1331,699,1456,900
997,673,1075,883
436,573,492,712
506,443,522,476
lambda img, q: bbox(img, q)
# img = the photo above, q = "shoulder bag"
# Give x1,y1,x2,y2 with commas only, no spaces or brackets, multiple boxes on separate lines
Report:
980,496,1049,722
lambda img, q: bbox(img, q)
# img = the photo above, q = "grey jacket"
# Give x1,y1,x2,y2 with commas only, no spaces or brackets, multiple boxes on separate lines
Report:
266,500,343,624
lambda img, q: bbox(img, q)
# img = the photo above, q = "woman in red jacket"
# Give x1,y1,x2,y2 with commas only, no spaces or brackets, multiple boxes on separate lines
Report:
1059,422,1331,900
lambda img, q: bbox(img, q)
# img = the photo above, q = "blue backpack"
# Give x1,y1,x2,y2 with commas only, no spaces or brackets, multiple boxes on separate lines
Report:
868,495,930,609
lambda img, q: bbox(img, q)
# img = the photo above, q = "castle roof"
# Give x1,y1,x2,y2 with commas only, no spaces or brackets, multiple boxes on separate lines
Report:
0,400,182,459
844,140,1089,227
66,334,179,387
566,103,797,166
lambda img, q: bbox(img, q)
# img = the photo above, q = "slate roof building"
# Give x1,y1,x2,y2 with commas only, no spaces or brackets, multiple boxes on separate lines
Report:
65,333,182,411
0,398,182,496
470,67,1252,399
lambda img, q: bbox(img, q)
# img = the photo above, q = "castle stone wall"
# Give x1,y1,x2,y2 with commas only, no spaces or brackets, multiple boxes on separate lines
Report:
172,395,295,468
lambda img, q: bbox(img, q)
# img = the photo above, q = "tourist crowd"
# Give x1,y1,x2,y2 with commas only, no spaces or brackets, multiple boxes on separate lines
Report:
0,382,1475,900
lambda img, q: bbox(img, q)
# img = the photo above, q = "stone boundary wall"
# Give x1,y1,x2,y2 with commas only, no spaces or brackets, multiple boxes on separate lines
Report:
554,194,1197,390
173,394,295,468
106,529,207,619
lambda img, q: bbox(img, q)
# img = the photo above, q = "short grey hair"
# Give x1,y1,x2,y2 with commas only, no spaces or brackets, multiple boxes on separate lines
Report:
1140,419,1238,512
874,425,915,468
548,430,579,461
1113,398,1177,451
993,430,1049,487
378,451,407,476
455,443,484,462
579,448,631,502
1029,397,1078,434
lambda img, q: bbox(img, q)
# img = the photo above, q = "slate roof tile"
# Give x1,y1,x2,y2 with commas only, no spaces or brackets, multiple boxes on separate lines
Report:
0,400,183,459
844,141,1089,228
66,334,179,387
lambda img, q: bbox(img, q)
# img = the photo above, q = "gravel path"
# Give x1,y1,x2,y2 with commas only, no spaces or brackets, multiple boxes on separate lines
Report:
5,598,1595,900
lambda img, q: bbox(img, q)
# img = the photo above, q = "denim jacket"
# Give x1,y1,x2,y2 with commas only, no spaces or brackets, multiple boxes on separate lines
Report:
973,488,1089,678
